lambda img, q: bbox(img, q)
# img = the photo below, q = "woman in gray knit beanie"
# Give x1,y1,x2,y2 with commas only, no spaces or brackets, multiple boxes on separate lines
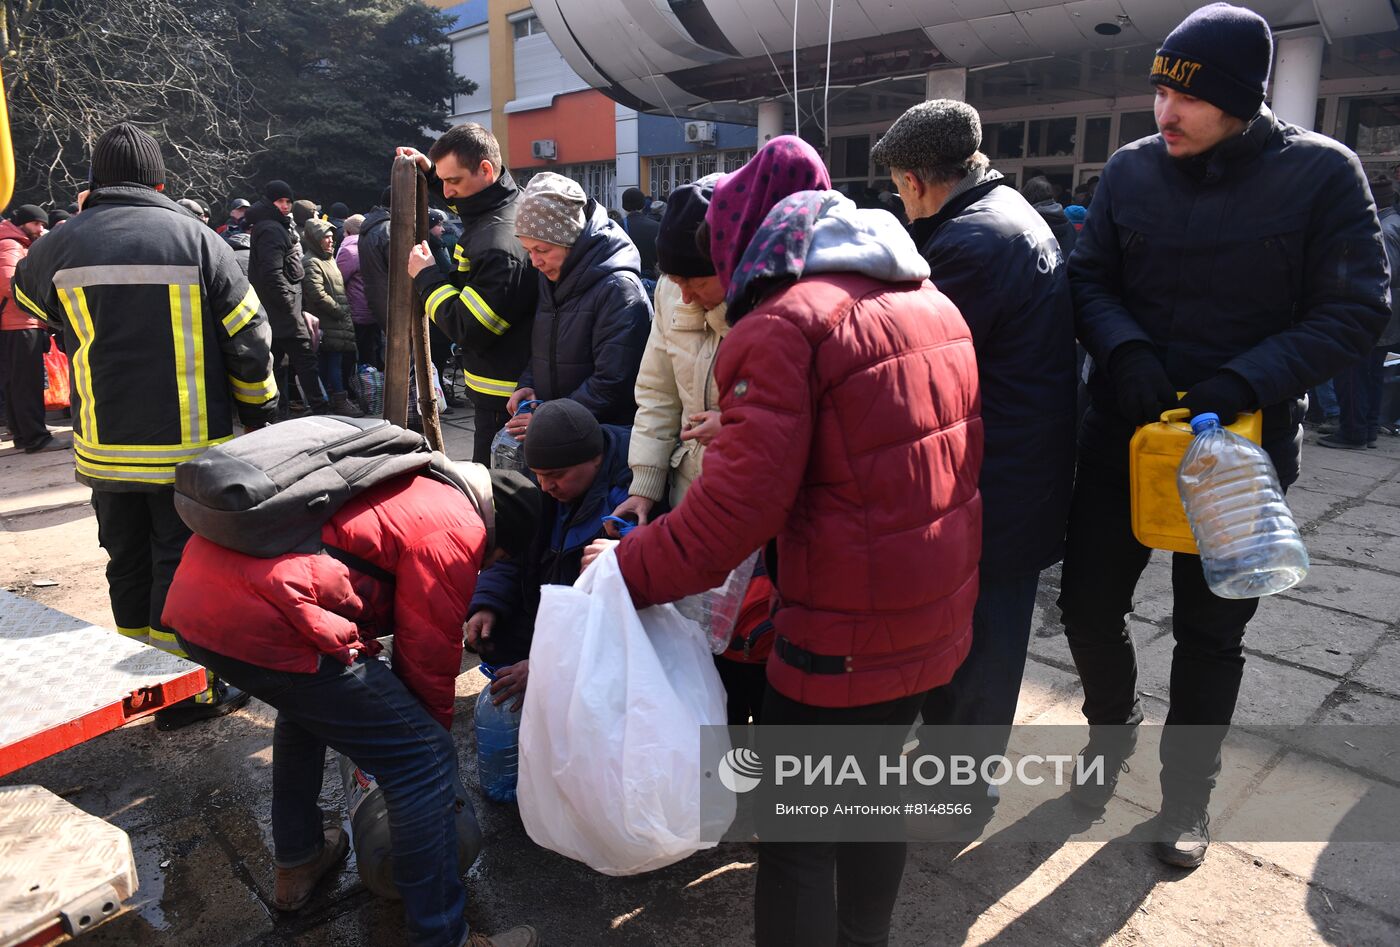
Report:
515,172,587,281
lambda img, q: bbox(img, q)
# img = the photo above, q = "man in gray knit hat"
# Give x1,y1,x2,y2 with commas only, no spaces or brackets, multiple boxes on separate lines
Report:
872,99,1077,841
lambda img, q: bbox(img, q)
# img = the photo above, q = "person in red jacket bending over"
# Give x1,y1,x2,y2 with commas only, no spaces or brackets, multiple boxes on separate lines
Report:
162,469,542,947
584,136,984,947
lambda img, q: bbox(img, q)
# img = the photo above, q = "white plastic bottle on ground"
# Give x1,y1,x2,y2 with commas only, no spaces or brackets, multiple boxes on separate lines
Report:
1177,412,1309,599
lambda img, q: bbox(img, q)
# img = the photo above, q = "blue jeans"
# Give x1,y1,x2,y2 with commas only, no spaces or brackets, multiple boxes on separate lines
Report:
920,570,1041,804
1334,348,1387,443
318,350,355,396
178,637,467,947
1310,378,1340,419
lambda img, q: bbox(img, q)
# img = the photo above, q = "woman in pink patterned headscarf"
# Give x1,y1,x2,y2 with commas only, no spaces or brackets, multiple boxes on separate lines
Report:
599,133,985,946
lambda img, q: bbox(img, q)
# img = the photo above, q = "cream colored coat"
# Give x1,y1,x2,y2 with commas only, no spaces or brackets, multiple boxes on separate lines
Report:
628,276,729,505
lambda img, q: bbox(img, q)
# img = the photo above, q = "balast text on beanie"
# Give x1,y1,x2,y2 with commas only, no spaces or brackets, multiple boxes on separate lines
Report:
1150,2,1273,121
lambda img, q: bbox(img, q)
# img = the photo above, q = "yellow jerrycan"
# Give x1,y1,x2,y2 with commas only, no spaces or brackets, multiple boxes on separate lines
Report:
1129,400,1263,554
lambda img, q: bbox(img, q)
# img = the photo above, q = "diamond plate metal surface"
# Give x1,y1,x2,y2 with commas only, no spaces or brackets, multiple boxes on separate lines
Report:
0,784,136,946
0,590,202,749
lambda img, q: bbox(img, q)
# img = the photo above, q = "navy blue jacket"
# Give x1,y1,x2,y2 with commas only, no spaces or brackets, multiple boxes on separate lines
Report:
1071,107,1389,456
519,201,652,425
912,175,1078,576
469,425,634,664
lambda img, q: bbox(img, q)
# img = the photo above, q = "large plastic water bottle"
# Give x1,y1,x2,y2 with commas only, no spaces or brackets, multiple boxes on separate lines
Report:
336,754,482,899
490,400,542,470
474,663,521,802
1177,412,1309,599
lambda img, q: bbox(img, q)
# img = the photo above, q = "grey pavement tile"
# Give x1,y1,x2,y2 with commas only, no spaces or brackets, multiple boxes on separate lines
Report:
1332,502,1400,538
1370,476,1400,509
1243,595,1388,677
1304,522,1400,574
1293,465,1381,500
1302,446,1400,479
1283,487,1345,529
1353,635,1400,698
1276,561,1400,624
1015,657,1082,724
1224,752,1400,927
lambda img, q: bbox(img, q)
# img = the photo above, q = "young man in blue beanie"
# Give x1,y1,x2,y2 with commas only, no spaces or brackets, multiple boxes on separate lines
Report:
1061,2,1389,868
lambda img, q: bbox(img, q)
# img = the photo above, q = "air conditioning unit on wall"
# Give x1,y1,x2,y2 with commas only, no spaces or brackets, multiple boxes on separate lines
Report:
532,139,557,160
684,121,716,144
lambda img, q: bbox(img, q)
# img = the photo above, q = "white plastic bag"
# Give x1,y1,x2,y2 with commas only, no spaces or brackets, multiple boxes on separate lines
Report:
518,547,733,875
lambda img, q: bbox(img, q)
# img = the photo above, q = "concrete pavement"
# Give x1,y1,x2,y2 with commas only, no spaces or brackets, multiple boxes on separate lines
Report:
2,410,1398,946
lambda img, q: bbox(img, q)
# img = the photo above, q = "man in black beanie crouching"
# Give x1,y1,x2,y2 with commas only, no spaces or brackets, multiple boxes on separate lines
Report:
11,122,279,727
464,398,637,710
1061,2,1389,867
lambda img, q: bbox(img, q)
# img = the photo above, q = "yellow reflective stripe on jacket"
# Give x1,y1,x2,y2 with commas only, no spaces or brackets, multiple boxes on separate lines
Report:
460,286,509,335
230,373,278,405
221,285,260,335
424,285,457,325
453,245,470,273
146,628,189,658
57,287,99,442
462,369,517,398
74,432,229,463
169,285,208,445
74,458,178,484
12,283,46,320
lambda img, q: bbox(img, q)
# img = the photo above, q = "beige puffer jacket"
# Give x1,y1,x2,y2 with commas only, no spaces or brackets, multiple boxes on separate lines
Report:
628,276,728,505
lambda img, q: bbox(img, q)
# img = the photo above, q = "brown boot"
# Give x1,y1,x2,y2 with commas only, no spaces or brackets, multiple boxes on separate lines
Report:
465,925,539,947
273,826,349,911
331,392,365,418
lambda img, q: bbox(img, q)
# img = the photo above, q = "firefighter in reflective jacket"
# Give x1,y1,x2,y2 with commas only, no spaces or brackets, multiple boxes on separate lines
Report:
396,125,538,463
12,123,278,729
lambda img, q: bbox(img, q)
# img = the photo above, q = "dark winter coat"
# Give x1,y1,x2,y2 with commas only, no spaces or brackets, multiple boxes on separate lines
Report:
358,207,391,329
469,425,632,665
518,200,652,425
225,231,252,279
414,172,537,406
163,475,487,731
301,220,356,353
912,176,1077,577
12,185,277,488
623,210,660,279
1071,106,1389,466
1379,208,1400,348
1031,199,1078,259
246,198,305,340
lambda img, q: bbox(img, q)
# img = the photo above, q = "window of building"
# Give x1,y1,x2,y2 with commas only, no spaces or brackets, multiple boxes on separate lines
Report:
512,14,542,40
830,134,871,180
987,122,1026,159
516,161,616,208
1026,117,1076,158
1118,110,1157,146
1340,94,1400,156
1082,116,1112,163
651,150,753,198
723,149,754,173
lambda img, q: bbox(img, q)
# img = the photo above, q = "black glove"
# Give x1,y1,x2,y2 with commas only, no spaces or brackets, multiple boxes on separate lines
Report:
1180,372,1255,424
1108,342,1177,426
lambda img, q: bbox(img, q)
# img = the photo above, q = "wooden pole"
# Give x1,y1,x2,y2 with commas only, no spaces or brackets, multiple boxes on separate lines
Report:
408,175,444,452
383,157,417,428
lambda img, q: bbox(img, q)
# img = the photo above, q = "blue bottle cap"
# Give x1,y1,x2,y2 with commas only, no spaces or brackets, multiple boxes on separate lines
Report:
1190,412,1221,434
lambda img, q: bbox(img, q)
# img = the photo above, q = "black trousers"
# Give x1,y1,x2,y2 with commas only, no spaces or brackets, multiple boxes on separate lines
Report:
1057,406,1300,808
471,397,511,465
715,656,767,726
2,328,51,448
754,686,925,947
271,335,325,411
354,323,384,371
92,489,192,656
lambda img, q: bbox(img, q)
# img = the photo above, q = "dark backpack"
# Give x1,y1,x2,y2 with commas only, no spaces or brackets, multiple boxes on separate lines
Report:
173,416,493,559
